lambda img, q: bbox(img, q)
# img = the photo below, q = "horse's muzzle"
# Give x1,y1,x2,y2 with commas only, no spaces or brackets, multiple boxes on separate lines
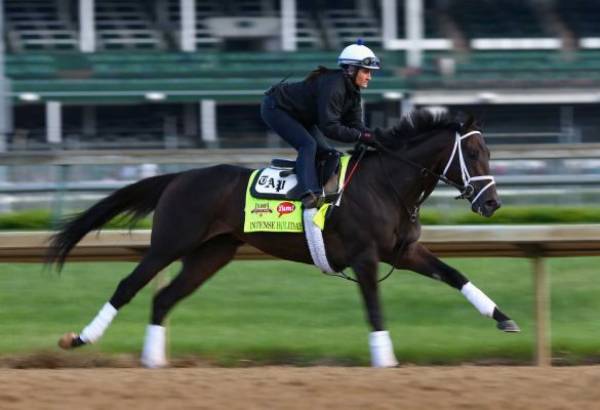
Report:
477,198,501,217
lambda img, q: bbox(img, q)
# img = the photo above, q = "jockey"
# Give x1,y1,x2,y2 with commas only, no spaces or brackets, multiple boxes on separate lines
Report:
261,40,380,208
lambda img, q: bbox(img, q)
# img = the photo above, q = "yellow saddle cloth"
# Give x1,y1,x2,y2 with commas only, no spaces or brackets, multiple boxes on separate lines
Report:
243,156,350,233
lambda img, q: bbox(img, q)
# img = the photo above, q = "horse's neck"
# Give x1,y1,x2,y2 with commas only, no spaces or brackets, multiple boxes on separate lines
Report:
411,143,447,194
365,151,436,210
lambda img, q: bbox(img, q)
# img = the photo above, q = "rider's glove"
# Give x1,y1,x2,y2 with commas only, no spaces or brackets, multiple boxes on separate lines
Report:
358,130,376,145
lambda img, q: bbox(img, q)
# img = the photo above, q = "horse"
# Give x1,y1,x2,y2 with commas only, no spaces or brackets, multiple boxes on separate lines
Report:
48,108,519,368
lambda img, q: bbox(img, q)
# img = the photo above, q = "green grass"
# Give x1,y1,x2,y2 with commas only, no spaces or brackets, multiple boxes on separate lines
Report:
2,206,600,230
2,257,600,365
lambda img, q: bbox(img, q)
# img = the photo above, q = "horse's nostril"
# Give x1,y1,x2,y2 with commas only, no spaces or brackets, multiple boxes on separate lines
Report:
485,199,501,210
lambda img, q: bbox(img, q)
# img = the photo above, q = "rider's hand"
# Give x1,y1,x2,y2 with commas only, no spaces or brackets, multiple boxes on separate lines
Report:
358,130,376,145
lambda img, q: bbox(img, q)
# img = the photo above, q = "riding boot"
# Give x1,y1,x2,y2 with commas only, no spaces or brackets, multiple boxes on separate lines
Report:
295,145,320,199
287,184,306,200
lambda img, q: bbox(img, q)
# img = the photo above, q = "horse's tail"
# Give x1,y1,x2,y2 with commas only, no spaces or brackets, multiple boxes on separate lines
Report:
47,172,181,270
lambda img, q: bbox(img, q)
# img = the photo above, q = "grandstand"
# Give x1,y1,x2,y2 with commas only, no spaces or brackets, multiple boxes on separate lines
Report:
447,0,548,39
5,0,78,52
557,0,600,38
4,0,600,213
95,0,166,51
0,0,600,211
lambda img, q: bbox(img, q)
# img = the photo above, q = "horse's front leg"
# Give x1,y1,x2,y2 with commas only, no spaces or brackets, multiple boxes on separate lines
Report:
352,250,399,367
396,242,520,332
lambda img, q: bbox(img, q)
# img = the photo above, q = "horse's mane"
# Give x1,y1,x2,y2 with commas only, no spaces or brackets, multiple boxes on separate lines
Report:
377,108,461,149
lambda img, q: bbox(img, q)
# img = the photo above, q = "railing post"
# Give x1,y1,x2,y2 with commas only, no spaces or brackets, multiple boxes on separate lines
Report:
532,256,551,366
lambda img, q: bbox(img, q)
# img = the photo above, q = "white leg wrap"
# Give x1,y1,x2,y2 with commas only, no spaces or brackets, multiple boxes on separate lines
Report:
79,302,118,344
369,331,399,368
303,208,335,273
461,282,496,318
141,325,168,368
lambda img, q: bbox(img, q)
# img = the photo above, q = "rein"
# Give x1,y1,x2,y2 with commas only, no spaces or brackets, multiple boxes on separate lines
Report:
321,144,401,284
320,144,368,283
374,138,466,196
323,143,428,284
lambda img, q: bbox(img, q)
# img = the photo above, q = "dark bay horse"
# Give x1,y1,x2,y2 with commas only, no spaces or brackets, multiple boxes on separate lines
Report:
49,108,519,368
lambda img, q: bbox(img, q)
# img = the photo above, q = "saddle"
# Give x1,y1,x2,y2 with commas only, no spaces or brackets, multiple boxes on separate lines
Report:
250,150,342,201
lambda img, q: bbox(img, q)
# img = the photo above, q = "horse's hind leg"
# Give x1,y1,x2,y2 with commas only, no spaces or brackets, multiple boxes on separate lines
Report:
397,243,520,333
58,249,178,350
141,235,240,368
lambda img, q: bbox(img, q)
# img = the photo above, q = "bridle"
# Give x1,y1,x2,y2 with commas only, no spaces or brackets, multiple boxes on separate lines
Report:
374,129,495,206
441,130,496,204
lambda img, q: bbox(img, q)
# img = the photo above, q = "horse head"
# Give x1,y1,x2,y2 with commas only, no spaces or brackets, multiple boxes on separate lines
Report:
376,108,500,218
440,114,501,217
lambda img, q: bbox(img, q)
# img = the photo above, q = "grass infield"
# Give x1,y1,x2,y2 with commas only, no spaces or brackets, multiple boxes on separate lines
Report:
1,257,600,365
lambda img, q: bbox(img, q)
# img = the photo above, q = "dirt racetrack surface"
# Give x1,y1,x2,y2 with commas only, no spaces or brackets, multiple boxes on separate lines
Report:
1,366,600,410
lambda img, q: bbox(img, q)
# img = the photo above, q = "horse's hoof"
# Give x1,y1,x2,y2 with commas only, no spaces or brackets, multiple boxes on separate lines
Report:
58,332,81,349
140,356,168,369
497,320,520,333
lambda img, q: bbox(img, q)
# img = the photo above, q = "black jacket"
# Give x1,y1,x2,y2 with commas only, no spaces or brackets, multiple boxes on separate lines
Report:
267,69,364,143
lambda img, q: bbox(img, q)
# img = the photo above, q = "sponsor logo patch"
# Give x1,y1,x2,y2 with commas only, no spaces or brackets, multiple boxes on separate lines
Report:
276,201,296,217
251,203,273,216
257,175,287,192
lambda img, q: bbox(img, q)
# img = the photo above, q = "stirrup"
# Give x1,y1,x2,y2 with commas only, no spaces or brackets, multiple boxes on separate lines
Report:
301,192,323,209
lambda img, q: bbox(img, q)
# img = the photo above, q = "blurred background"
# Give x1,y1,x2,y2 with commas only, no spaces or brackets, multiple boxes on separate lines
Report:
0,0,600,215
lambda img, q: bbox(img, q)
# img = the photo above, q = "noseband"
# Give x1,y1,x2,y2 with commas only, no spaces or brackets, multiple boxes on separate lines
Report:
441,130,496,204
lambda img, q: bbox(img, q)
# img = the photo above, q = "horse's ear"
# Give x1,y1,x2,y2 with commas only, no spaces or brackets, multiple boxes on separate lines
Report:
462,114,475,132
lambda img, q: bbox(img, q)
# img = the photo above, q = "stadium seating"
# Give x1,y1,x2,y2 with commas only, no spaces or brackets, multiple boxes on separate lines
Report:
556,0,600,37
4,0,600,54
166,0,223,50
95,0,166,50
322,8,382,49
4,0,600,154
391,0,443,39
446,0,547,38
6,49,404,82
292,11,324,50
10,47,600,84
424,50,600,85
4,0,78,52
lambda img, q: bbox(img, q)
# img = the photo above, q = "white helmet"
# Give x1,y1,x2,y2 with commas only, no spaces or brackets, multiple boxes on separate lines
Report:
337,40,381,70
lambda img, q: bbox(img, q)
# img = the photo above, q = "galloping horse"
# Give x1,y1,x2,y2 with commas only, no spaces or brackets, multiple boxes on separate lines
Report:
48,108,519,368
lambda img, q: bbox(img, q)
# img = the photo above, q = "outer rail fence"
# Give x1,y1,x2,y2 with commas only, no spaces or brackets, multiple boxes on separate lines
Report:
3,144,600,211
2,225,600,366
1,144,600,195
2,144,600,166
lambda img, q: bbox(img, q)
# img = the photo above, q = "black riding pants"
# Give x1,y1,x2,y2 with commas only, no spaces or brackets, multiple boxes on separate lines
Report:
261,95,324,194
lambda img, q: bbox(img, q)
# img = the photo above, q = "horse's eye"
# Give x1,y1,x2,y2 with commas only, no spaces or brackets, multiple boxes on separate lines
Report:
467,150,479,160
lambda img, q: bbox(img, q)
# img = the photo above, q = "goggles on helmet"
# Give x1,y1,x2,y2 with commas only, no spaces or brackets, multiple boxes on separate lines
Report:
338,56,381,69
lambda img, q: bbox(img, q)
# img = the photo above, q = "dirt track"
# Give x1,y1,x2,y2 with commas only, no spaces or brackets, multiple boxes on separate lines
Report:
1,366,600,409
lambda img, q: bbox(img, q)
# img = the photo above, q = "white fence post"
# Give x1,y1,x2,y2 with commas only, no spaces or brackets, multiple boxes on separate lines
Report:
533,256,551,366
